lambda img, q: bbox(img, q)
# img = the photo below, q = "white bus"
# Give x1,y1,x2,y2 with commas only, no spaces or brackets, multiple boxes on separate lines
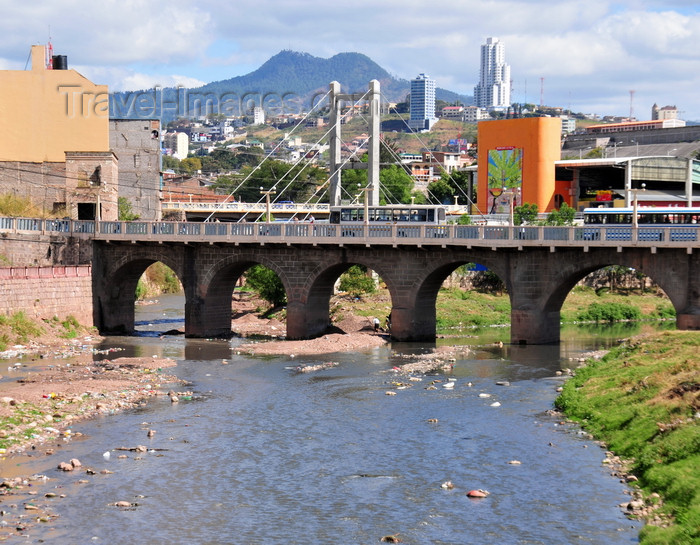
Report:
329,205,447,225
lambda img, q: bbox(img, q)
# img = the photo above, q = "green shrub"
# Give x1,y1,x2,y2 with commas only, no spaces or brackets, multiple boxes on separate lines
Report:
576,302,641,322
0,333,10,352
652,304,676,319
245,265,286,307
544,202,576,225
7,312,43,342
470,270,505,294
513,202,539,225
59,315,80,339
0,194,45,217
338,265,376,298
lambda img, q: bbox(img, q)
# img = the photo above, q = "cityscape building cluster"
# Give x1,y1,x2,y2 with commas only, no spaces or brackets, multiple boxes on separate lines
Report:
0,40,697,223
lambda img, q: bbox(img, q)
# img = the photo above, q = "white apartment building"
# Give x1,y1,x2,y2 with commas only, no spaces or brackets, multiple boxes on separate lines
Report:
163,131,190,160
560,116,577,134
409,74,438,131
473,37,511,110
253,106,265,125
463,105,491,123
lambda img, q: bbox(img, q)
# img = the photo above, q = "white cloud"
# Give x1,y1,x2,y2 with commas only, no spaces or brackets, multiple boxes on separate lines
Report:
74,65,206,92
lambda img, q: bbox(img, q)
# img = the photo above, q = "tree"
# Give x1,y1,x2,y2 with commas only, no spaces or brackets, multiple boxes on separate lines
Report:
471,270,505,294
426,178,456,205
201,147,262,174
118,197,139,221
181,157,202,174
513,202,539,225
212,159,327,203
544,202,575,225
245,265,286,307
427,170,473,205
456,214,473,225
340,167,367,203
379,165,414,204
162,155,180,171
380,137,403,166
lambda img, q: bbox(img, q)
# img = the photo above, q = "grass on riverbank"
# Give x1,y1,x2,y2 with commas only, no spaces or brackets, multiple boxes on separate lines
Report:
0,312,93,352
339,284,676,332
555,331,700,545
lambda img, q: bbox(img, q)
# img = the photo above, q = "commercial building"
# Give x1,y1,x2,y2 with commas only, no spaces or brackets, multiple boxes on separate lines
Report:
477,118,561,214
476,117,700,216
408,74,438,131
651,104,678,121
473,37,511,111
0,45,118,220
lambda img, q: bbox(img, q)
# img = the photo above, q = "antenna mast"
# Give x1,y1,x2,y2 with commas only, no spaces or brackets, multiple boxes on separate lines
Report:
539,77,544,110
46,26,54,69
629,90,635,120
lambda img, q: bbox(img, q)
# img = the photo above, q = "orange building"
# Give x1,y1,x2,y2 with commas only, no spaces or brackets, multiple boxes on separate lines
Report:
477,117,563,214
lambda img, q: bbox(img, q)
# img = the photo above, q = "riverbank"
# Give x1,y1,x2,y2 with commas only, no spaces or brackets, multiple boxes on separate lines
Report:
0,335,182,457
555,330,699,545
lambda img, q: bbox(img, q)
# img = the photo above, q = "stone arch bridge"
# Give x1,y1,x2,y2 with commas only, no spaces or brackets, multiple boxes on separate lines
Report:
91,221,700,344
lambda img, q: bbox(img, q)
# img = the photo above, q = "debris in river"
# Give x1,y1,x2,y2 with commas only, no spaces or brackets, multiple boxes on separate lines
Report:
466,489,490,498
293,362,339,373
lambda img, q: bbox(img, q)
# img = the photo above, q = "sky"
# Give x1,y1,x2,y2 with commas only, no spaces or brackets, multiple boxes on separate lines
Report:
1,0,699,121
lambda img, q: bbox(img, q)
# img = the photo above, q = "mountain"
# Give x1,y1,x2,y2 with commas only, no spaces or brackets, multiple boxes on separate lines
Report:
110,50,472,123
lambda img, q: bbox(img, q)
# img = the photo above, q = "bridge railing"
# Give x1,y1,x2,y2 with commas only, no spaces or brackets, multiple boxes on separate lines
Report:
0,217,697,248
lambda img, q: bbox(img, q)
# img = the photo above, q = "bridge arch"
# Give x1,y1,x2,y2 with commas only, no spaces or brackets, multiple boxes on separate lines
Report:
288,252,397,339
94,245,184,335
194,253,290,337
386,251,507,341
540,250,687,327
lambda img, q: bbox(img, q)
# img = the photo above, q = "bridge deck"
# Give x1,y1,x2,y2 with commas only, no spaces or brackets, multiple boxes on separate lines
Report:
1,217,697,250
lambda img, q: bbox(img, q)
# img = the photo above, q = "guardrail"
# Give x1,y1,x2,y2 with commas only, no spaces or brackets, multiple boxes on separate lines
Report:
0,217,697,248
161,202,332,213
0,265,91,279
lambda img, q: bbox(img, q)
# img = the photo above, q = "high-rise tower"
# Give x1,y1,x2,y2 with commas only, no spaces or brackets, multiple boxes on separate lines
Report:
474,37,511,110
408,73,438,131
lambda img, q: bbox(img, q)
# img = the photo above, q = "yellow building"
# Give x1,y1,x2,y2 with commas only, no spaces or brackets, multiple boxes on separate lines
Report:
0,45,117,220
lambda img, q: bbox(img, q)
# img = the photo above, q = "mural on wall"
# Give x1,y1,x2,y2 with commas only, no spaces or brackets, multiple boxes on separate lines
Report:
487,147,523,214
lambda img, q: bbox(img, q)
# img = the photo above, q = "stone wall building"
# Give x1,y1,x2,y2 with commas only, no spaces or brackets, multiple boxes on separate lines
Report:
110,119,163,220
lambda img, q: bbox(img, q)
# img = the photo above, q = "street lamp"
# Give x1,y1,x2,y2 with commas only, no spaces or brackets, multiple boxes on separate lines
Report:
357,184,371,225
260,186,276,222
631,183,646,229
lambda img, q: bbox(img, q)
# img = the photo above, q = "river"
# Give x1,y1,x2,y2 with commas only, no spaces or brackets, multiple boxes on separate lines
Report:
4,295,649,544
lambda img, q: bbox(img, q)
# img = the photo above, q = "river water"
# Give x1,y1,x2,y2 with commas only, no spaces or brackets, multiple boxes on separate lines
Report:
4,295,648,544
